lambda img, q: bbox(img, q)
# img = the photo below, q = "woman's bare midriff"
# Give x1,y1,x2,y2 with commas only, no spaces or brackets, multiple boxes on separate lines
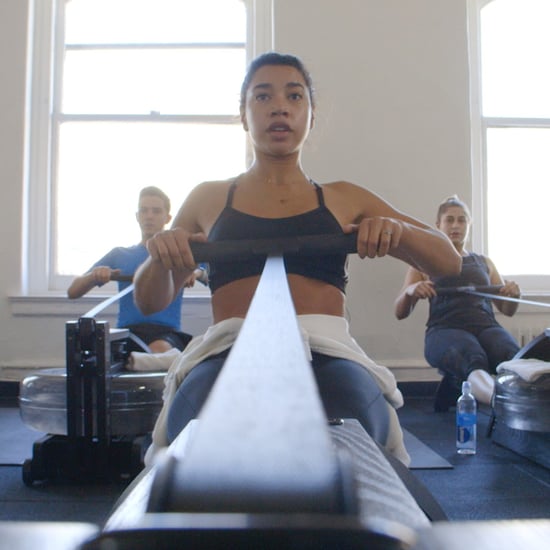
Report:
211,274,346,323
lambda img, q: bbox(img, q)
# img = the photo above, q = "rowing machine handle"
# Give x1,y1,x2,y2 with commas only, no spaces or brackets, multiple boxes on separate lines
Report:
189,232,358,263
110,272,133,282
111,268,208,285
435,285,503,296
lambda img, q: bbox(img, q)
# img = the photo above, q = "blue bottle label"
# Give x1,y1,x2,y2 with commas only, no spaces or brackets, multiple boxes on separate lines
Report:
457,413,476,444
457,412,476,427
457,425,473,443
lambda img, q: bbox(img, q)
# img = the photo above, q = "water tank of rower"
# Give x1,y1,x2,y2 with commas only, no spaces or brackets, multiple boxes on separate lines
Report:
19,368,165,436
493,370,550,432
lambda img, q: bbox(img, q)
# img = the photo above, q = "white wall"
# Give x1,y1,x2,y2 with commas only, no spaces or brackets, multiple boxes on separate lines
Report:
0,0,34,379
1,0,547,382
273,0,473,373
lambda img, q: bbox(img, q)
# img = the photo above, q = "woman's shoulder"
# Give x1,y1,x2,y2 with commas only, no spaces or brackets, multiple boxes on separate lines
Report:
321,180,396,213
318,180,377,199
326,179,393,198
318,179,361,189
190,177,236,195
182,178,236,209
174,178,236,229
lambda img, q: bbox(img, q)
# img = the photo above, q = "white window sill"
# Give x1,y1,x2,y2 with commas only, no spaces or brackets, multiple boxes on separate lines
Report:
9,292,212,318
9,291,550,317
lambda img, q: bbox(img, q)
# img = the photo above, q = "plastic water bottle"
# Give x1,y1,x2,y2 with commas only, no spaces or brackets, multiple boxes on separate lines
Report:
456,381,477,455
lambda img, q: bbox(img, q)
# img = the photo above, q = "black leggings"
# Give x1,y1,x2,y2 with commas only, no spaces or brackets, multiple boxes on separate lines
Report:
166,350,390,446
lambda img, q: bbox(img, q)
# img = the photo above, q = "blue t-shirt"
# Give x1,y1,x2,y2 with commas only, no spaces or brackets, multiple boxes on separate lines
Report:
90,244,183,330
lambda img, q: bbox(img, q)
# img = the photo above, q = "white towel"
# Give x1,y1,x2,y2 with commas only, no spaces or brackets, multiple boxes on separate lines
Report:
145,314,410,467
497,358,550,383
127,348,181,372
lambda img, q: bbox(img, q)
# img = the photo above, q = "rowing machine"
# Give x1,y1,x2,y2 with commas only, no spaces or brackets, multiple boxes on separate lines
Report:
78,234,442,548
488,328,550,469
438,285,550,467
20,283,163,486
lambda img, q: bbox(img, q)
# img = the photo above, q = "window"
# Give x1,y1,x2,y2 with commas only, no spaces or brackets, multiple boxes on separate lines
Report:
26,0,248,293
475,0,550,290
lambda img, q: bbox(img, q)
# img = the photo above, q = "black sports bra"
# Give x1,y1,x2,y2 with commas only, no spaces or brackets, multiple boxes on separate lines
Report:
207,181,349,293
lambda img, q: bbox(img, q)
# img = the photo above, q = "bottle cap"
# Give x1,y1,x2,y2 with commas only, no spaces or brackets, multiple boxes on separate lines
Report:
462,381,471,394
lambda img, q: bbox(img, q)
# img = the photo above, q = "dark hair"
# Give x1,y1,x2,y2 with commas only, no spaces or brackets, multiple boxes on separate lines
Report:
436,195,471,223
239,52,315,110
139,186,171,213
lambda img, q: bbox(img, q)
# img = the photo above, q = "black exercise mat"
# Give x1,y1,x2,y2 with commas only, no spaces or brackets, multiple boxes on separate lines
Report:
403,428,453,470
1,404,452,471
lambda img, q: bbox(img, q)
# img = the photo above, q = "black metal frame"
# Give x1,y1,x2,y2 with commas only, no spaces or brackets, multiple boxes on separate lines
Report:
22,319,149,485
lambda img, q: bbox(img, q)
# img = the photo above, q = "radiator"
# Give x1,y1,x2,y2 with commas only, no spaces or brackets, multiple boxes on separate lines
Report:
514,327,547,347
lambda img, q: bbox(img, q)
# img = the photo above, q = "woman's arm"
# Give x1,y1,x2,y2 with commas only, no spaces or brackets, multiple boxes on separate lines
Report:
485,256,521,316
336,183,462,277
133,184,212,315
133,228,199,315
394,267,435,320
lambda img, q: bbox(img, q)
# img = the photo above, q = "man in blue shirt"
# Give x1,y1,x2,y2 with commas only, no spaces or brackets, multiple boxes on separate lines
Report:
68,186,206,352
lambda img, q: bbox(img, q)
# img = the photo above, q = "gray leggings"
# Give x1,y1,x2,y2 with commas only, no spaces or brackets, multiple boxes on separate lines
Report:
166,350,390,446
425,325,519,380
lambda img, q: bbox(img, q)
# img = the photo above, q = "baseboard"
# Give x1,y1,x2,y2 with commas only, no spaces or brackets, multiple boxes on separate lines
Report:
0,365,64,383
389,366,442,383
398,381,439,398
0,381,19,405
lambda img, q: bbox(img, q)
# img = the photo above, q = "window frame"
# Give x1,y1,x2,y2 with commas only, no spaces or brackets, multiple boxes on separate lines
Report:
468,0,550,294
24,0,274,297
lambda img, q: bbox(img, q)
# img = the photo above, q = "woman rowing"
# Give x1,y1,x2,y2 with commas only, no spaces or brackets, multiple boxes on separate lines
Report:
134,52,461,464
394,195,520,410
